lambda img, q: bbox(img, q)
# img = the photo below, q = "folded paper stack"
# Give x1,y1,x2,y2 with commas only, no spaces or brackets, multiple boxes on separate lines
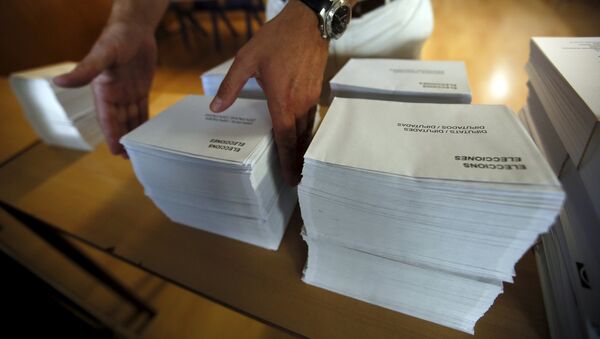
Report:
299,97,564,334
121,95,296,250
10,62,102,151
329,58,472,103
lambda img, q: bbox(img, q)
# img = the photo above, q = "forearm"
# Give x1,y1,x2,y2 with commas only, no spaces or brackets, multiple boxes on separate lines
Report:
108,0,170,29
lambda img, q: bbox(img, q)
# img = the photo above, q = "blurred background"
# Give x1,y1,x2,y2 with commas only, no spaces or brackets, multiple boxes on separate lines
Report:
0,0,599,338
2,0,600,112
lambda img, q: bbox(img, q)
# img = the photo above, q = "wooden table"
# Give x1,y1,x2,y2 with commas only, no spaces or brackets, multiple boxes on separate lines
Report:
0,78,38,166
0,90,550,338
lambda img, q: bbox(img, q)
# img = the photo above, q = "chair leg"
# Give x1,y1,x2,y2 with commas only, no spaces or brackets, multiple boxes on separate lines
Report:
252,8,263,25
211,12,222,50
217,9,239,38
245,11,253,40
186,12,209,37
175,11,192,49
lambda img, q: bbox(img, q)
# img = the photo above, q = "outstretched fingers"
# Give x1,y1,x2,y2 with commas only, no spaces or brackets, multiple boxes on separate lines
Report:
53,42,117,88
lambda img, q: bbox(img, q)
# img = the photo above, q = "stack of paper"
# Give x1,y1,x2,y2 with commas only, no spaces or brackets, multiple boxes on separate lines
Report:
523,36,600,338
527,37,600,214
329,58,472,103
519,107,584,338
298,98,564,334
121,96,296,250
9,62,102,151
526,102,600,337
520,85,568,175
514,103,592,338
535,220,586,339
200,58,264,99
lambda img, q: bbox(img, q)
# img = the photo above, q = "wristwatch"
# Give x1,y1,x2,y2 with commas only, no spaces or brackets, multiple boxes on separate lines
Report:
299,0,352,40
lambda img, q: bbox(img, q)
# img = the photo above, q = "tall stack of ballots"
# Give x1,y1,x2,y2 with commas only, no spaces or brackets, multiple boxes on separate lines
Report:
299,97,564,334
521,37,600,339
121,96,297,250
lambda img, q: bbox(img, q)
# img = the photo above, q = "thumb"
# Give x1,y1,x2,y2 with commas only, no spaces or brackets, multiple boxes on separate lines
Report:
53,43,116,88
210,55,256,113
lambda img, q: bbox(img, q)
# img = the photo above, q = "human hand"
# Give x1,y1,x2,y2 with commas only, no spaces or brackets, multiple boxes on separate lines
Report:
210,0,329,185
53,22,157,157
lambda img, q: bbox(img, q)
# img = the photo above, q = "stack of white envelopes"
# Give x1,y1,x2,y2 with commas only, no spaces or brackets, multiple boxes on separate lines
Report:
121,95,296,250
524,36,600,338
200,58,264,99
10,62,103,151
329,58,472,103
298,98,564,334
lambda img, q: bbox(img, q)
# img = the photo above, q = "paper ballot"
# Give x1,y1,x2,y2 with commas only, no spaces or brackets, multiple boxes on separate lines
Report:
524,37,600,338
330,58,472,103
10,62,103,151
200,58,264,99
527,37,600,223
299,98,564,334
303,232,503,334
527,37,600,165
530,38,600,120
307,98,557,186
122,96,271,164
121,96,296,250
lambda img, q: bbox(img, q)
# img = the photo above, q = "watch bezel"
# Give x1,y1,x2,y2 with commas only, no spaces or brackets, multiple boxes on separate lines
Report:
320,0,352,40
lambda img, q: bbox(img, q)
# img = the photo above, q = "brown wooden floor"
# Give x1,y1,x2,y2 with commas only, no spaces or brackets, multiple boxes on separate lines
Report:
3,1,600,338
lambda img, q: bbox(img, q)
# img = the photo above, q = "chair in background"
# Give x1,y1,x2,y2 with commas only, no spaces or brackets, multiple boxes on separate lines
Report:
169,0,239,51
222,0,265,40
169,0,264,51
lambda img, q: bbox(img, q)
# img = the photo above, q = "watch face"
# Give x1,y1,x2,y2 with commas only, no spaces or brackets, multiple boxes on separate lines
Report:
331,5,351,37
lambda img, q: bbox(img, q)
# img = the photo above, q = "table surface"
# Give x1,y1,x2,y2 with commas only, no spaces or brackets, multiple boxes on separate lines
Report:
0,78,39,166
0,89,550,338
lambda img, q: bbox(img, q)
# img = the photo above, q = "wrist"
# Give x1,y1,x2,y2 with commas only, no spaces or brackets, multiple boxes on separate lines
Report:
290,0,352,40
109,0,169,31
286,0,319,27
283,0,330,46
